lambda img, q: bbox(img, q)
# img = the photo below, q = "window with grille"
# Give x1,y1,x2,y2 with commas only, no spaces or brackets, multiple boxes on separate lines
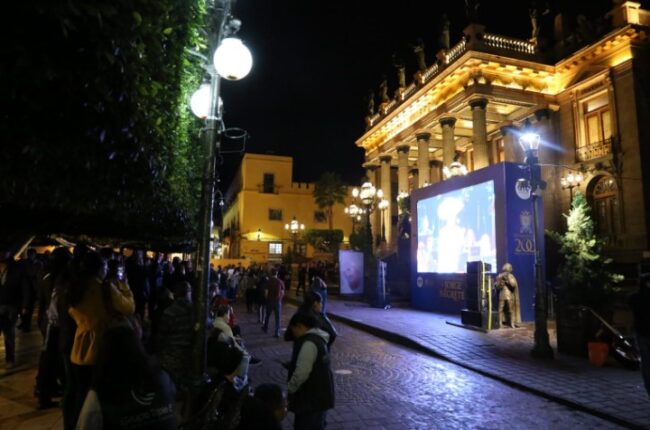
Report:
268,242,283,255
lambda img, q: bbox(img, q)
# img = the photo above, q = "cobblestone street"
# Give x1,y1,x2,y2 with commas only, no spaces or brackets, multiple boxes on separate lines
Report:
240,303,623,430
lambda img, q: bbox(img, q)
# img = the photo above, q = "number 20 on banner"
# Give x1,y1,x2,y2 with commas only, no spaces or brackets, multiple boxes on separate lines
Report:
515,238,535,253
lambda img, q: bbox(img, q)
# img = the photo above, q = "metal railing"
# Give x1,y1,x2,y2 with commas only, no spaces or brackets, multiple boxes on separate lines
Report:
483,33,536,54
366,32,536,124
576,138,613,162
445,39,467,64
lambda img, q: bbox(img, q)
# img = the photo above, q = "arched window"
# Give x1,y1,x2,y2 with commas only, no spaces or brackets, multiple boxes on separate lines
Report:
590,175,618,245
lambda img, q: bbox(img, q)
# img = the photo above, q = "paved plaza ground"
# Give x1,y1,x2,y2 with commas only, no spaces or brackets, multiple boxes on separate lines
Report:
0,292,648,429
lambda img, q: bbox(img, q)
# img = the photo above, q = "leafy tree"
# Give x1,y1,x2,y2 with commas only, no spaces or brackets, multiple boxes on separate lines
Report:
547,192,623,312
348,224,368,252
1,0,209,244
303,229,343,254
313,172,347,230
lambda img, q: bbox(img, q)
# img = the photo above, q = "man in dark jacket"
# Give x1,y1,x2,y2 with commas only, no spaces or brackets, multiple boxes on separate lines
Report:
262,268,284,338
155,281,194,388
286,312,334,430
0,255,25,368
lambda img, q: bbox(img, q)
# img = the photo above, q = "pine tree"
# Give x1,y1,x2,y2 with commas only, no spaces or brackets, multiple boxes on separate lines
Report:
547,192,623,311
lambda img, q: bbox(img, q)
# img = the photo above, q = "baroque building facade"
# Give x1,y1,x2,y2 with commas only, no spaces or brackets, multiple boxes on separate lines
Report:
356,1,650,269
221,153,354,263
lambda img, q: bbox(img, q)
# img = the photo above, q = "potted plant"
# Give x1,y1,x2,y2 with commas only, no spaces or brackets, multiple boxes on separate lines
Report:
547,192,623,357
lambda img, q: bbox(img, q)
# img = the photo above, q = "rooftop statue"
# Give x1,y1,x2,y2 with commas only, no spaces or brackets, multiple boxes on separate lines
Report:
378,75,389,103
392,53,406,88
465,0,480,24
410,38,427,72
529,0,550,43
367,89,376,116
439,14,451,51
576,14,595,44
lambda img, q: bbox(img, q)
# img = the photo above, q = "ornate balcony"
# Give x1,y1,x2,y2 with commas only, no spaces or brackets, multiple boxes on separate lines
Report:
576,138,613,162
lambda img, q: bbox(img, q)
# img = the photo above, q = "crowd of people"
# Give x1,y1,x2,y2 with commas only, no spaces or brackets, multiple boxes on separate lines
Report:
0,245,339,429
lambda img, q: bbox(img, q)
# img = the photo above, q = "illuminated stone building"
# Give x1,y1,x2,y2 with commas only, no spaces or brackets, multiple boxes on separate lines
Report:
356,1,650,266
221,153,354,263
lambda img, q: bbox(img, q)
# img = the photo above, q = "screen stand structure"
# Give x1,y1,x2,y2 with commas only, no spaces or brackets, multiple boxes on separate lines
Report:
452,261,500,332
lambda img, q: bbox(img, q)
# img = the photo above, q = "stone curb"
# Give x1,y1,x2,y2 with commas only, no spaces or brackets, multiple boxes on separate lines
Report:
286,295,643,430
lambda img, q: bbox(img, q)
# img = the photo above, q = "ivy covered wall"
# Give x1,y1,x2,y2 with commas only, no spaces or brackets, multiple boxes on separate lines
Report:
1,0,210,246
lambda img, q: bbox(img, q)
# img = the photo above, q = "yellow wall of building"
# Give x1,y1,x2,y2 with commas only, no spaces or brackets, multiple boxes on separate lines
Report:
222,153,355,262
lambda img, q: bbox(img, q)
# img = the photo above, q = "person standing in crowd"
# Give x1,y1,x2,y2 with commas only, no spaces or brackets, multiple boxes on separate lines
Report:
155,281,195,389
310,270,328,314
286,312,334,430
296,291,337,348
19,248,41,332
147,253,163,320
255,270,269,324
68,251,135,428
629,273,650,398
0,252,23,369
241,270,255,314
262,268,285,338
296,264,307,296
35,247,71,409
76,325,177,429
125,250,149,321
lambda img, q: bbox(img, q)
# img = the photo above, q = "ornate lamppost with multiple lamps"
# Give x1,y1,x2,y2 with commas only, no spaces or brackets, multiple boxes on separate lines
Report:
188,0,253,384
519,131,554,359
284,216,305,255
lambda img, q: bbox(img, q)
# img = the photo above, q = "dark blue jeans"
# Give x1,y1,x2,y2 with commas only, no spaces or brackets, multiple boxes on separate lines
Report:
294,410,327,430
263,302,282,336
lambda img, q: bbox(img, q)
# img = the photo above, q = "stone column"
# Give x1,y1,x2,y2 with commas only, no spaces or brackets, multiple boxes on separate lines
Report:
440,117,457,168
396,145,410,194
500,124,519,163
364,163,379,186
429,159,443,184
416,133,431,187
470,98,489,169
379,155,393,247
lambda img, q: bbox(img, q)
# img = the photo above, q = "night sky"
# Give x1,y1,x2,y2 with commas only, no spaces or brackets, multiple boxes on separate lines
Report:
218,0,615,187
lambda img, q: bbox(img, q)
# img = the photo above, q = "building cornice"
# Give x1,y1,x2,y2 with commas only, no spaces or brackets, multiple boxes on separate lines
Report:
356,25,648,155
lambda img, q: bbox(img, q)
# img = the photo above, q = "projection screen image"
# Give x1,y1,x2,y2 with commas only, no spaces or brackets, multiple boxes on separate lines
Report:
416,180,496,273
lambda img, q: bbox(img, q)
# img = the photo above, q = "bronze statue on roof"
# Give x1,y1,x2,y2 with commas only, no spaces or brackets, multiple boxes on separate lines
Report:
410,38,427,72
392,53,406,88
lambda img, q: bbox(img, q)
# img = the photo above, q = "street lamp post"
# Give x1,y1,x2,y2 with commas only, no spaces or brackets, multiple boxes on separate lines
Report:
520,131,554,359
378,198,389,243
189,0,252,386
285,216,305,255
344,203,364,231
560,171,583,202
356,182,383,253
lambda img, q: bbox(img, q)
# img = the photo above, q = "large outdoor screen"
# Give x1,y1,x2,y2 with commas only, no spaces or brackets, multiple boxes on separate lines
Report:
417,180,496,273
